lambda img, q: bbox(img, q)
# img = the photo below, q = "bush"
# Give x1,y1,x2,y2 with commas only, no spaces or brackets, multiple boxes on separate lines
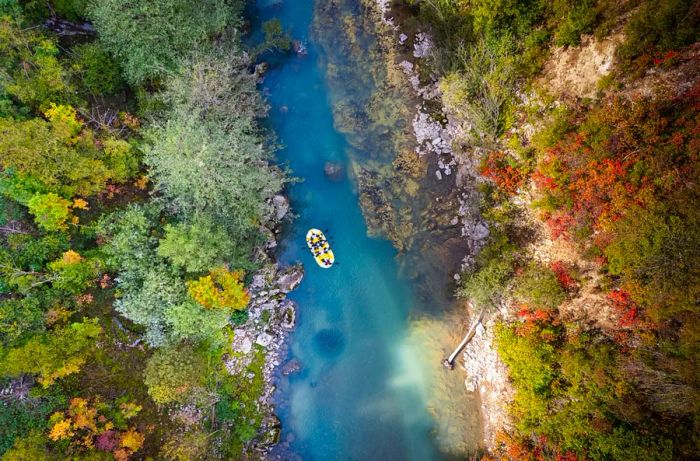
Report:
143,344,206,405
513,262,567,310
458,231,517,309
618,0,700,64
71,42,124,95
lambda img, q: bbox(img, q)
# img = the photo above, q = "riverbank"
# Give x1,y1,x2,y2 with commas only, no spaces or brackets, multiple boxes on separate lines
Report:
361,0,513,451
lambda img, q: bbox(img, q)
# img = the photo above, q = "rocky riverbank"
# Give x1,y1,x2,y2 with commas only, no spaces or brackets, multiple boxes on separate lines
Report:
364,0,512,453
226,261,303,456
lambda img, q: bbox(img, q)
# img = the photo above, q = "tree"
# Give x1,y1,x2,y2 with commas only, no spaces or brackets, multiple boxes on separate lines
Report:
0,297,44,346
88,0,237,84
143,344,206,405
0,115,111,197
0,319,102,387
26,193,72,231
165,299,229,344
144,114,282,242
187,268,249,310
70,42,124,95
157,217,235,273
0,17,73,110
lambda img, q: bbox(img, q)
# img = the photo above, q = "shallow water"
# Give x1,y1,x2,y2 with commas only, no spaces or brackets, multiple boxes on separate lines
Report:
250,1,481,459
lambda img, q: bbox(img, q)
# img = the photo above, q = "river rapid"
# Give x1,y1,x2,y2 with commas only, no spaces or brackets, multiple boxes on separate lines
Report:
248,1,482,459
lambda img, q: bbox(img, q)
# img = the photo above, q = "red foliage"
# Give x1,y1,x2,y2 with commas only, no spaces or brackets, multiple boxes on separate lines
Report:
653,50,679,66
480,151,525,195
96,430,120,452
517,305,550,322
545,212,574,240
99,273,113,289
532,170,557,191
608,289,639,328
551,261,577,290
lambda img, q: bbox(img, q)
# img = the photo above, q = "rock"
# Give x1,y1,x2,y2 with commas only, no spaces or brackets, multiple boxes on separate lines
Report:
272,195,289,221
292,40,307,55
413,32,433,58
324,161,344,180
240,336,253,354
399,33,408,45
256,333,274,348
281,303,296,329
276,266,304,293
281,359,301,376
435,170,442,180
250,274,265,290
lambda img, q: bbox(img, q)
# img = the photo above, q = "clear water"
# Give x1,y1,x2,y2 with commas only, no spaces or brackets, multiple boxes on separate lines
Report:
250,1,481,459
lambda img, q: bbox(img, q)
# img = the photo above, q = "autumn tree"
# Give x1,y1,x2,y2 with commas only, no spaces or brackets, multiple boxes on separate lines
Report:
0,319,102,387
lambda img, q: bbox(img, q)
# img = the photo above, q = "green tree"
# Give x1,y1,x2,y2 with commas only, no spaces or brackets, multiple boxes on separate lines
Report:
144,114,282,243
0,116,111,197
0,17,73,110
0,297,44,346
0,319,102,387
88,0,236,84
70,42,124,95
26,193,72,231
157,217,235,273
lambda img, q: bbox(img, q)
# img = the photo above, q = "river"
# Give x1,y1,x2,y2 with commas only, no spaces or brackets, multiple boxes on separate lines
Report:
249,1,481,459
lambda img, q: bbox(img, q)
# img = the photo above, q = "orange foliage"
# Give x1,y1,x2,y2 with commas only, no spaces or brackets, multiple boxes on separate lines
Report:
481,151,525,195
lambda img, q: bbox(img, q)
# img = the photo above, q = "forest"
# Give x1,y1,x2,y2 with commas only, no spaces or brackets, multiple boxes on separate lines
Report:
401,0,699,459
0,0,287,459
1,0,698,459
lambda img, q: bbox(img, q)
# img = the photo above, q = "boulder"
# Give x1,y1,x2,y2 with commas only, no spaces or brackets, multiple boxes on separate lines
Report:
276,266,304,293
272,195,289,221
324,161,344,180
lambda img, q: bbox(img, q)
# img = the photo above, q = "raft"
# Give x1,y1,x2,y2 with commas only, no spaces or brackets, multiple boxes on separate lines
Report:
306,228,335,269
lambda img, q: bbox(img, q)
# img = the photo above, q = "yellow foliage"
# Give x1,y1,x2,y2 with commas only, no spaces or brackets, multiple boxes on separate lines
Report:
72,198,89,210
187,268,249,310
119,402,142,419
61,250,84,265
120,428,145,452
44,103,83,144
134,175,149,190
40,357,85,387
49,418,73,441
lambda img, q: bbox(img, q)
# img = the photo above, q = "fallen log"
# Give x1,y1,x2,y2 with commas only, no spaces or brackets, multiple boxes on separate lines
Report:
443,307,485,370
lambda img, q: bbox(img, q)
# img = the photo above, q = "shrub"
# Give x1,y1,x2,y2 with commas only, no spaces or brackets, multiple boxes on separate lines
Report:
143,344,206,405
618,0,700,64
70,42,124,95
458,231,517,309
513,262,567,310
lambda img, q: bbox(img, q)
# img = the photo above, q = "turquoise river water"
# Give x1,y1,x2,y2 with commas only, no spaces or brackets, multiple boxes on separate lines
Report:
249,1,481,459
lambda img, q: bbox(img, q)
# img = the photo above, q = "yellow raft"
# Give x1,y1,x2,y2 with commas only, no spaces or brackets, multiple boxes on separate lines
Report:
306,228,334,269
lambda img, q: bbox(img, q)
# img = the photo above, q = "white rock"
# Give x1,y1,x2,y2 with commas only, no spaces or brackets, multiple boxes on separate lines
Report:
435,170,442,180
256,333,274,348
399,33,408,45
240,337,253,354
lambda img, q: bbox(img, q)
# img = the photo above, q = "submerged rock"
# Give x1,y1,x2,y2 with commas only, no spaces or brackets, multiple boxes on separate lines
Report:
324,161,344,180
